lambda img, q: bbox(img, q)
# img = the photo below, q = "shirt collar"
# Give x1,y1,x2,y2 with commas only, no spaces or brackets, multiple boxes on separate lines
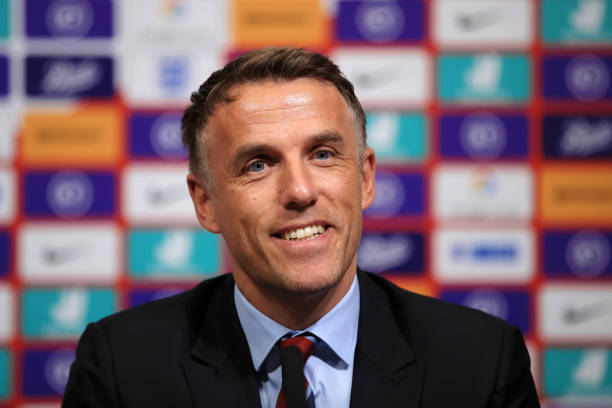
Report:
234,274,360,371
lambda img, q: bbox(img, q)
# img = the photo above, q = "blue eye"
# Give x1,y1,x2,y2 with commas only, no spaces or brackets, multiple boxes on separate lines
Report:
315,150,331,160
248,160,266,172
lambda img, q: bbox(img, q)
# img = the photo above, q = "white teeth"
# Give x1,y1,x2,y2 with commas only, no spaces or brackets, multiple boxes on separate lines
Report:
280,224,326,241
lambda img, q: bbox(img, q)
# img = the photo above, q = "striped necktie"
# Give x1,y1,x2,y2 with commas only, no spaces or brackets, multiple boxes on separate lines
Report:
276,336,315,408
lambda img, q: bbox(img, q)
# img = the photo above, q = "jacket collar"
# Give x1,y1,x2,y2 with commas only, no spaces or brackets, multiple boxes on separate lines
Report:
350,269,424,407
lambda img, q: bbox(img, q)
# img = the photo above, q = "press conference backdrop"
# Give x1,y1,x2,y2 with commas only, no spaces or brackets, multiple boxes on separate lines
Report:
0,0,611,406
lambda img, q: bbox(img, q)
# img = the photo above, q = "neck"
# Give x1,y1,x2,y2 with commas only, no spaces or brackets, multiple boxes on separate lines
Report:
233,265,357,330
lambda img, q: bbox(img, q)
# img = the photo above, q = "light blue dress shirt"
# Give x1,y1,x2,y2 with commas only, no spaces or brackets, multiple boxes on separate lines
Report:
234,275,360,408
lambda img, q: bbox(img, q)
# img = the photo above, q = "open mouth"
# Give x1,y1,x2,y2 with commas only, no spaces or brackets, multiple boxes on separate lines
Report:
275,224,327,241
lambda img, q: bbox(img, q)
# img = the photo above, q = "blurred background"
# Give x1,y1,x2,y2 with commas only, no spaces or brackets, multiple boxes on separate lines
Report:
0,0,611,406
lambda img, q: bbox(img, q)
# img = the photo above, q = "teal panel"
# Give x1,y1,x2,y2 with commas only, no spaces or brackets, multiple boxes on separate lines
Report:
437,54,530,103
366,112,427,162
21,288,116,339
542,0,612,44
0,349,9,399
0,0,8,39
128,229,220,278
544,348,612,398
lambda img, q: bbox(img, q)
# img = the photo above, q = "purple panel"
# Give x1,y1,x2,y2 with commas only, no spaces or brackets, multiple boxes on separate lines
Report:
358,231,424,274
543,230,612,278
440,289,531,334
439,113,529,160
364,172,425,218
0,56,8,97
337,0,424,43
25,0,113,38
23,348,75,397
542,114,612,159
0,231,9,277
24,171,115,218
129,113,187,160
542,55,612,102
26,55,113,98
129,288,187,307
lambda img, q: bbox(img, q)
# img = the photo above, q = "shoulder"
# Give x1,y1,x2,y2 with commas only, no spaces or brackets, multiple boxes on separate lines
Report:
95,273,233,346
358,270,514,353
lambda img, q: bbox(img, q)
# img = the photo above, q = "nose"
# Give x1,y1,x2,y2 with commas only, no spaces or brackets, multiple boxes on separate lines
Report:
280,160,317,211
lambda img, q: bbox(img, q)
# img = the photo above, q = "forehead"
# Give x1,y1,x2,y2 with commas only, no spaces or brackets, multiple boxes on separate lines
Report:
206,78,355,141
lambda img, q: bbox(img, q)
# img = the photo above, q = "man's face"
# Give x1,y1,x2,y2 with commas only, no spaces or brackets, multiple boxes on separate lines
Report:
188,78,375,300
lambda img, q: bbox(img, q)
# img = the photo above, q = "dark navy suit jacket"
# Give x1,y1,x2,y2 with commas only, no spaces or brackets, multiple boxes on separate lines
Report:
62,270,540,407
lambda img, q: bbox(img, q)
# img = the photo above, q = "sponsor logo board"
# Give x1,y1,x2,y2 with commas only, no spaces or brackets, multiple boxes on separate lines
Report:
539,285,612,341
0,106,18,162
25,0,113,38
0,349,9,399
542,115,612,159
544,230,612,278
433,165,533,219
0,231,9,276
434,0,532,47
542,0,612,44
22,108,121,166
439,113,529,160
24,171,115,219
26,56,113,99
543,55,612,102
357,231,424,274
544,348,612,398
438,54,530,103
440,288,531,334
231,0,327,48
21,288,115,339
128,229,220,278
434,228,534,283
129,287,188,307
336,0,424,43
332,49,430,108
120,0,226,47
0,169,15,224
0,285,14,342
129,112,187,160
23,349,75,397
18,223,120,283
121,51,221,106
364,171,425,219
540,167,612,223
366,112,426,162
122,165,197,225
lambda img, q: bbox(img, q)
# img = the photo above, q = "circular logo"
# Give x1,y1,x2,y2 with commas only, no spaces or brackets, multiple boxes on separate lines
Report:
44,349,76,394
355,2,405,43
46,171,94,218
565,55,610,102
566,231,611,278
47,0,94,37
463,290,508,320
358,233,412,272
460,114,507,160
366,172,405,217
150,114,187,159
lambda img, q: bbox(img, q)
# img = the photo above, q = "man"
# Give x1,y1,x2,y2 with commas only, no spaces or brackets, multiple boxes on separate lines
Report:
63,47,539,407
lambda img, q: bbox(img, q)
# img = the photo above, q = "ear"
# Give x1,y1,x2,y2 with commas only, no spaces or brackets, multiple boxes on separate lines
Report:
361,147,376,210
187,173,221,233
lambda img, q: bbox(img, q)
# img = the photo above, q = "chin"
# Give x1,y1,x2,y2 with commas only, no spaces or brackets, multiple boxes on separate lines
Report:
278,267,347,295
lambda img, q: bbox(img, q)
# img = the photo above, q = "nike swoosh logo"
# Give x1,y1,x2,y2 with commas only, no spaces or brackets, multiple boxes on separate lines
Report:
353,64,404,89
42,245,85,266
147,183,186,206
456,8,504,32
563,300,609,324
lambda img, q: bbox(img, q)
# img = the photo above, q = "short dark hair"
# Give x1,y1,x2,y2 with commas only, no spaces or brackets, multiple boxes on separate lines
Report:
181,47,367,190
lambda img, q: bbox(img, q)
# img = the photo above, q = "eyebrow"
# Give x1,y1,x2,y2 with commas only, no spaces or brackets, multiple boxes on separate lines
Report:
231,130,346,168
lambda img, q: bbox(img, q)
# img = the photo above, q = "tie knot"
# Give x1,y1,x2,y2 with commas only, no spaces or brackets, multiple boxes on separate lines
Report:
279,336,314,362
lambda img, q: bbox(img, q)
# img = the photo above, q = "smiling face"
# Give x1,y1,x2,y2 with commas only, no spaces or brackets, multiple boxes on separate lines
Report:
188,78,375,321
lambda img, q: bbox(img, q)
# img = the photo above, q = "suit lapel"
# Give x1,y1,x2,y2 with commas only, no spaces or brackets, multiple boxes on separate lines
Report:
350,270,424,408
181,275,261,408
